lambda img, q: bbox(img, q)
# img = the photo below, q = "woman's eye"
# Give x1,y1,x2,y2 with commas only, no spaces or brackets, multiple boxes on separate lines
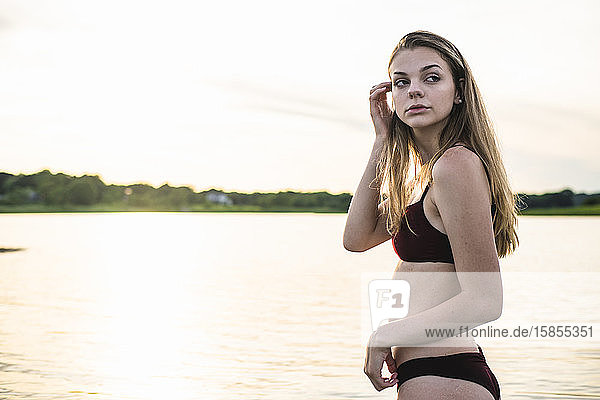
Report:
426,75,440,82
394,80,408,87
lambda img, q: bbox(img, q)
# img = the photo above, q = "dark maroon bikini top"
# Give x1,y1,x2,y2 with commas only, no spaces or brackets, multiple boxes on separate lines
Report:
392,145,497,264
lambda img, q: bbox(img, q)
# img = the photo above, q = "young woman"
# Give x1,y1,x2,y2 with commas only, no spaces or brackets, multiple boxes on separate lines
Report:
343,31,520,399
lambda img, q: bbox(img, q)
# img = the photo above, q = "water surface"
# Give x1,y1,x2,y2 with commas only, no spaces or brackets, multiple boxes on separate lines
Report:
0,213,598,399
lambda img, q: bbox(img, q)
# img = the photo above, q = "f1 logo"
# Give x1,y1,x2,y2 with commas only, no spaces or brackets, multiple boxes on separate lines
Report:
368,279,410,331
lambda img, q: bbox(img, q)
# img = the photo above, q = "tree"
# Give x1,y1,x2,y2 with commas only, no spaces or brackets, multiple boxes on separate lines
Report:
65,180,99,205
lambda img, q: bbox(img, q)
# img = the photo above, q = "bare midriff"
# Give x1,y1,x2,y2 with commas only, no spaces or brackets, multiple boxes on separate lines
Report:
390,260,480,367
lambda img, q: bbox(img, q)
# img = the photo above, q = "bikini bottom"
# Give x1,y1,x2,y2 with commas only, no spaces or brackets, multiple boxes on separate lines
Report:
395,345,500,400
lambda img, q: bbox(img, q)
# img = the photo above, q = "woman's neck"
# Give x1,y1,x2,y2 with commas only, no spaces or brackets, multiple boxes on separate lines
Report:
413,135,439,164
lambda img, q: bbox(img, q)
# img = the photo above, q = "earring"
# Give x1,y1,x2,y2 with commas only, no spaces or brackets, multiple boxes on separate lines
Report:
458,99,462,103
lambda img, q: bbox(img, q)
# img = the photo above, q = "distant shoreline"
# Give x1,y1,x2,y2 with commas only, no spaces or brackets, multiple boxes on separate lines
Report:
2,170,598,216
0,204,598,216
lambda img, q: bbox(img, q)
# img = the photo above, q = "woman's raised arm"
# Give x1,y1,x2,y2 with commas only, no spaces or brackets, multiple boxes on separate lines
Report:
343,137,390,252
343,81,393,252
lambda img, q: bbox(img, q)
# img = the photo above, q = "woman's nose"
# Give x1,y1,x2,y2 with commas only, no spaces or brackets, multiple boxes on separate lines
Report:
408,84,424,98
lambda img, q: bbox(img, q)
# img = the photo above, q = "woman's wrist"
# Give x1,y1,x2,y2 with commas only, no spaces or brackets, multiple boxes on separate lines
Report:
374,134,388,145
369,328,384,348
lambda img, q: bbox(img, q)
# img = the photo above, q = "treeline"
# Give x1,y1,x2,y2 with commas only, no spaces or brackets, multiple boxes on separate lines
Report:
0,170,598,213
0,170,352,212
519,189,600,209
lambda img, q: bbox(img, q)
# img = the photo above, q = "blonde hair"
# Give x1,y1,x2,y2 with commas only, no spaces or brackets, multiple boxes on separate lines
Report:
375,30,521,258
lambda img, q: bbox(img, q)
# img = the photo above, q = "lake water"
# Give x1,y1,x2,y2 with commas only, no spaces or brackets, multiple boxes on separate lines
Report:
0,213,599,399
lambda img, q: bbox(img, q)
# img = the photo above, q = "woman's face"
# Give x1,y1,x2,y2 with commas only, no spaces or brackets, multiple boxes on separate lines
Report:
389,47,460,130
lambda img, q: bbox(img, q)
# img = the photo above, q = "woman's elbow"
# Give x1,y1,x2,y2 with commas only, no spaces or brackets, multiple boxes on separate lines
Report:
483,292,503,322
343,238,365,252
343,231,368,252
468,290,502,323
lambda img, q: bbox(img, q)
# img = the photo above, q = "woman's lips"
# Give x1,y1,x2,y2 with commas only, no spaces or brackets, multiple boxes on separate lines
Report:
406,107,429,114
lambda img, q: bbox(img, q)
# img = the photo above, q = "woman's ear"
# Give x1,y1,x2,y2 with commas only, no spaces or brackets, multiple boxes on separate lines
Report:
455,78,465,104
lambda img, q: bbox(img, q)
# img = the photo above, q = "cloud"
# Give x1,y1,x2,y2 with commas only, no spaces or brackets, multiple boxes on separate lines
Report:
206,78,370,133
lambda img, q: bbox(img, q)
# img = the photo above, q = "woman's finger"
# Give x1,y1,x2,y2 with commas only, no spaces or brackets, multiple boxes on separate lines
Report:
364,350,399,391
366,373,399,391
370,81,392,94
382,375,399,386
384,351,397,374
370,86,386,95
369,87,389,101
371,81,392,88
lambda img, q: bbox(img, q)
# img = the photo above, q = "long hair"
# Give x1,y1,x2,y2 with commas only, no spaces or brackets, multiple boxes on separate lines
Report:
375,30,521,258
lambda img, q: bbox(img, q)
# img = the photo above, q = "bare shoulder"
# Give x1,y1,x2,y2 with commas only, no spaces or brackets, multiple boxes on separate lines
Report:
433,146,482,175
431,145,491,205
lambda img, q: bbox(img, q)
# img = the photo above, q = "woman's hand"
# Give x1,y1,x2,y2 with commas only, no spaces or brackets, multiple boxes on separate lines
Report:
364,330,399,391
369,81,394,139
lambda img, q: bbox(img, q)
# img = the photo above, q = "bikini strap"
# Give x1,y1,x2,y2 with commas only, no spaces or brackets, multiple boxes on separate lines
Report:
419,182,430,202
477,345,486,360
449,143,475,152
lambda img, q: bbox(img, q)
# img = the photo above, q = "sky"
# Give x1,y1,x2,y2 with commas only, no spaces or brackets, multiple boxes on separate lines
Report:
0,0,599,195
